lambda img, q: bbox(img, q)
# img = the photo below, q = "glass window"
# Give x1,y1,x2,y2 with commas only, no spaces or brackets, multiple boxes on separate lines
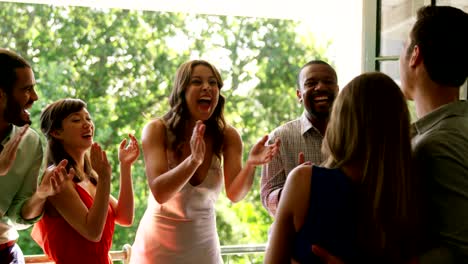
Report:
363,0,466,77
379,0,430,57
378,60,401,84
435,0,468,12
379,60,419,121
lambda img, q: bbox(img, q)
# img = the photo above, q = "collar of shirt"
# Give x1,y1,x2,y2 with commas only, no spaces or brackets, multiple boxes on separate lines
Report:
0,124,14,148
300,112,322,136
412,100,468,136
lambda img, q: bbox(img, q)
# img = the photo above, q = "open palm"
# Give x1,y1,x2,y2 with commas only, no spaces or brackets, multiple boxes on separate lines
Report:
118,134,140,166
247,135,280,166
37,159,74,199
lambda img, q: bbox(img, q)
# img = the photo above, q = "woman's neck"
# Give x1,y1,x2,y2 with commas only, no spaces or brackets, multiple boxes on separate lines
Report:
63,145,86,170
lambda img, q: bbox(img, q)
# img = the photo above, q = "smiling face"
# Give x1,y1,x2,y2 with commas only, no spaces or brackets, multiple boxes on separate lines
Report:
184,65,220,121
297,63,338,121
53,108,94,151
2,67,38,126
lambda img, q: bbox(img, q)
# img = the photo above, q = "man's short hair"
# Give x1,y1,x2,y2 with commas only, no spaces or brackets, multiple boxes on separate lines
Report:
0,48,31,94
409,6,468,87
297,60,337,89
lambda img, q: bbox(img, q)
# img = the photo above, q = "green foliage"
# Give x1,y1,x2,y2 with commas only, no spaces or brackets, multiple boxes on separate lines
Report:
0,2,330,262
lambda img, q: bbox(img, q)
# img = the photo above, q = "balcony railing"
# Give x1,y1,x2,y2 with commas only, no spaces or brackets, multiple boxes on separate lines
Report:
24,243,267,263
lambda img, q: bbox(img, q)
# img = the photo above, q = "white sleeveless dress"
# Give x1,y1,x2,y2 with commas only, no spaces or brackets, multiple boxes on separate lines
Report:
131,155,224,264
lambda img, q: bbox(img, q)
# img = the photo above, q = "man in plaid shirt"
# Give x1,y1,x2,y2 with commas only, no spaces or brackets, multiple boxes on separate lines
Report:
261,60,338,217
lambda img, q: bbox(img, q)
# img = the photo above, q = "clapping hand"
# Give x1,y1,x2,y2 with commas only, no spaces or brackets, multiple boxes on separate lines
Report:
118,134,140,166
37,159,75,199
246,135,280,166
0,125,29,176
90,142,112,183
190,120,206,166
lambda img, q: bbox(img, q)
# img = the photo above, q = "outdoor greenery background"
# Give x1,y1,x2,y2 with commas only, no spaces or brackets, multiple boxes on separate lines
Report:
0,2,332,263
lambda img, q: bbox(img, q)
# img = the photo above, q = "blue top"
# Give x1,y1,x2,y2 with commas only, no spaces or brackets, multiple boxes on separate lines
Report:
292,166,360,263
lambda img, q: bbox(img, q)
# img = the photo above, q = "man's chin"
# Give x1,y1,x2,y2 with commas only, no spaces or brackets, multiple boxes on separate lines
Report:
310,111,330,121
11,117,32,127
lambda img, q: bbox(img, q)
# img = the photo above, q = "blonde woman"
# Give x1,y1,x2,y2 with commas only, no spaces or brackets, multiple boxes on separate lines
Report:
265,72,423,263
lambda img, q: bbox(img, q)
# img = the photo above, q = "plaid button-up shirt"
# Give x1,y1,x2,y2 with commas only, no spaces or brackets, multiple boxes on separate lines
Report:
260,113,325,217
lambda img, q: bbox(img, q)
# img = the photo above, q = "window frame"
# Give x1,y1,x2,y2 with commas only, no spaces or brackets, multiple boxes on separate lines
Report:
362,0,467,98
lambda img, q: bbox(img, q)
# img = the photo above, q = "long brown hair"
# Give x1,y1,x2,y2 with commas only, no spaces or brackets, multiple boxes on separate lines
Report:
163,60,226,158
40,98,97,185
322,72,421,261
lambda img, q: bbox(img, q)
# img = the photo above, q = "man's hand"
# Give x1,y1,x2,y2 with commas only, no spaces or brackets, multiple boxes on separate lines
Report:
0,125,28,176
297,151,312,166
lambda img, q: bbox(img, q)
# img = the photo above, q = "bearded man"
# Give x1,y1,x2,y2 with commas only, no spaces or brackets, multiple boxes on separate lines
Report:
0,49,69,264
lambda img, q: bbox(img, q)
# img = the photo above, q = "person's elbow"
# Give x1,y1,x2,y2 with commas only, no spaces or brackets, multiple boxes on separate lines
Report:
149,178,170,204
83,229,104,242
151,187,171,204
114,209,134,226
116,216,133,227
227,192,242,203
226,187,245,203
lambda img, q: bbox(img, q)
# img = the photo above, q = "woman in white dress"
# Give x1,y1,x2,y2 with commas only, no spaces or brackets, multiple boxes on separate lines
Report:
131,60,280,264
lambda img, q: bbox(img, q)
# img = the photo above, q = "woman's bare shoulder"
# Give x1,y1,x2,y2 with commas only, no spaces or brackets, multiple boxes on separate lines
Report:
142,118,167,138
144,118,166,130
287,165,313,192
223,123,240,139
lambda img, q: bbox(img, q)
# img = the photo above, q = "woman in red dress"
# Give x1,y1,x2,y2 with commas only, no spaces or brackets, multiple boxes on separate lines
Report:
31,98,139,264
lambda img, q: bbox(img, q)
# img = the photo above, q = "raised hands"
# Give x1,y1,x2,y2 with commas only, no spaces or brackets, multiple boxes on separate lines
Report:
118,134,140,166
0,125,29,176
90,142,112,183
246,135,280,166
37,159,75,199
190,120,206,166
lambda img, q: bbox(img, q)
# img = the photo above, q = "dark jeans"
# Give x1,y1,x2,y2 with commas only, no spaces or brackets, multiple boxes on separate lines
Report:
0,243,25,264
